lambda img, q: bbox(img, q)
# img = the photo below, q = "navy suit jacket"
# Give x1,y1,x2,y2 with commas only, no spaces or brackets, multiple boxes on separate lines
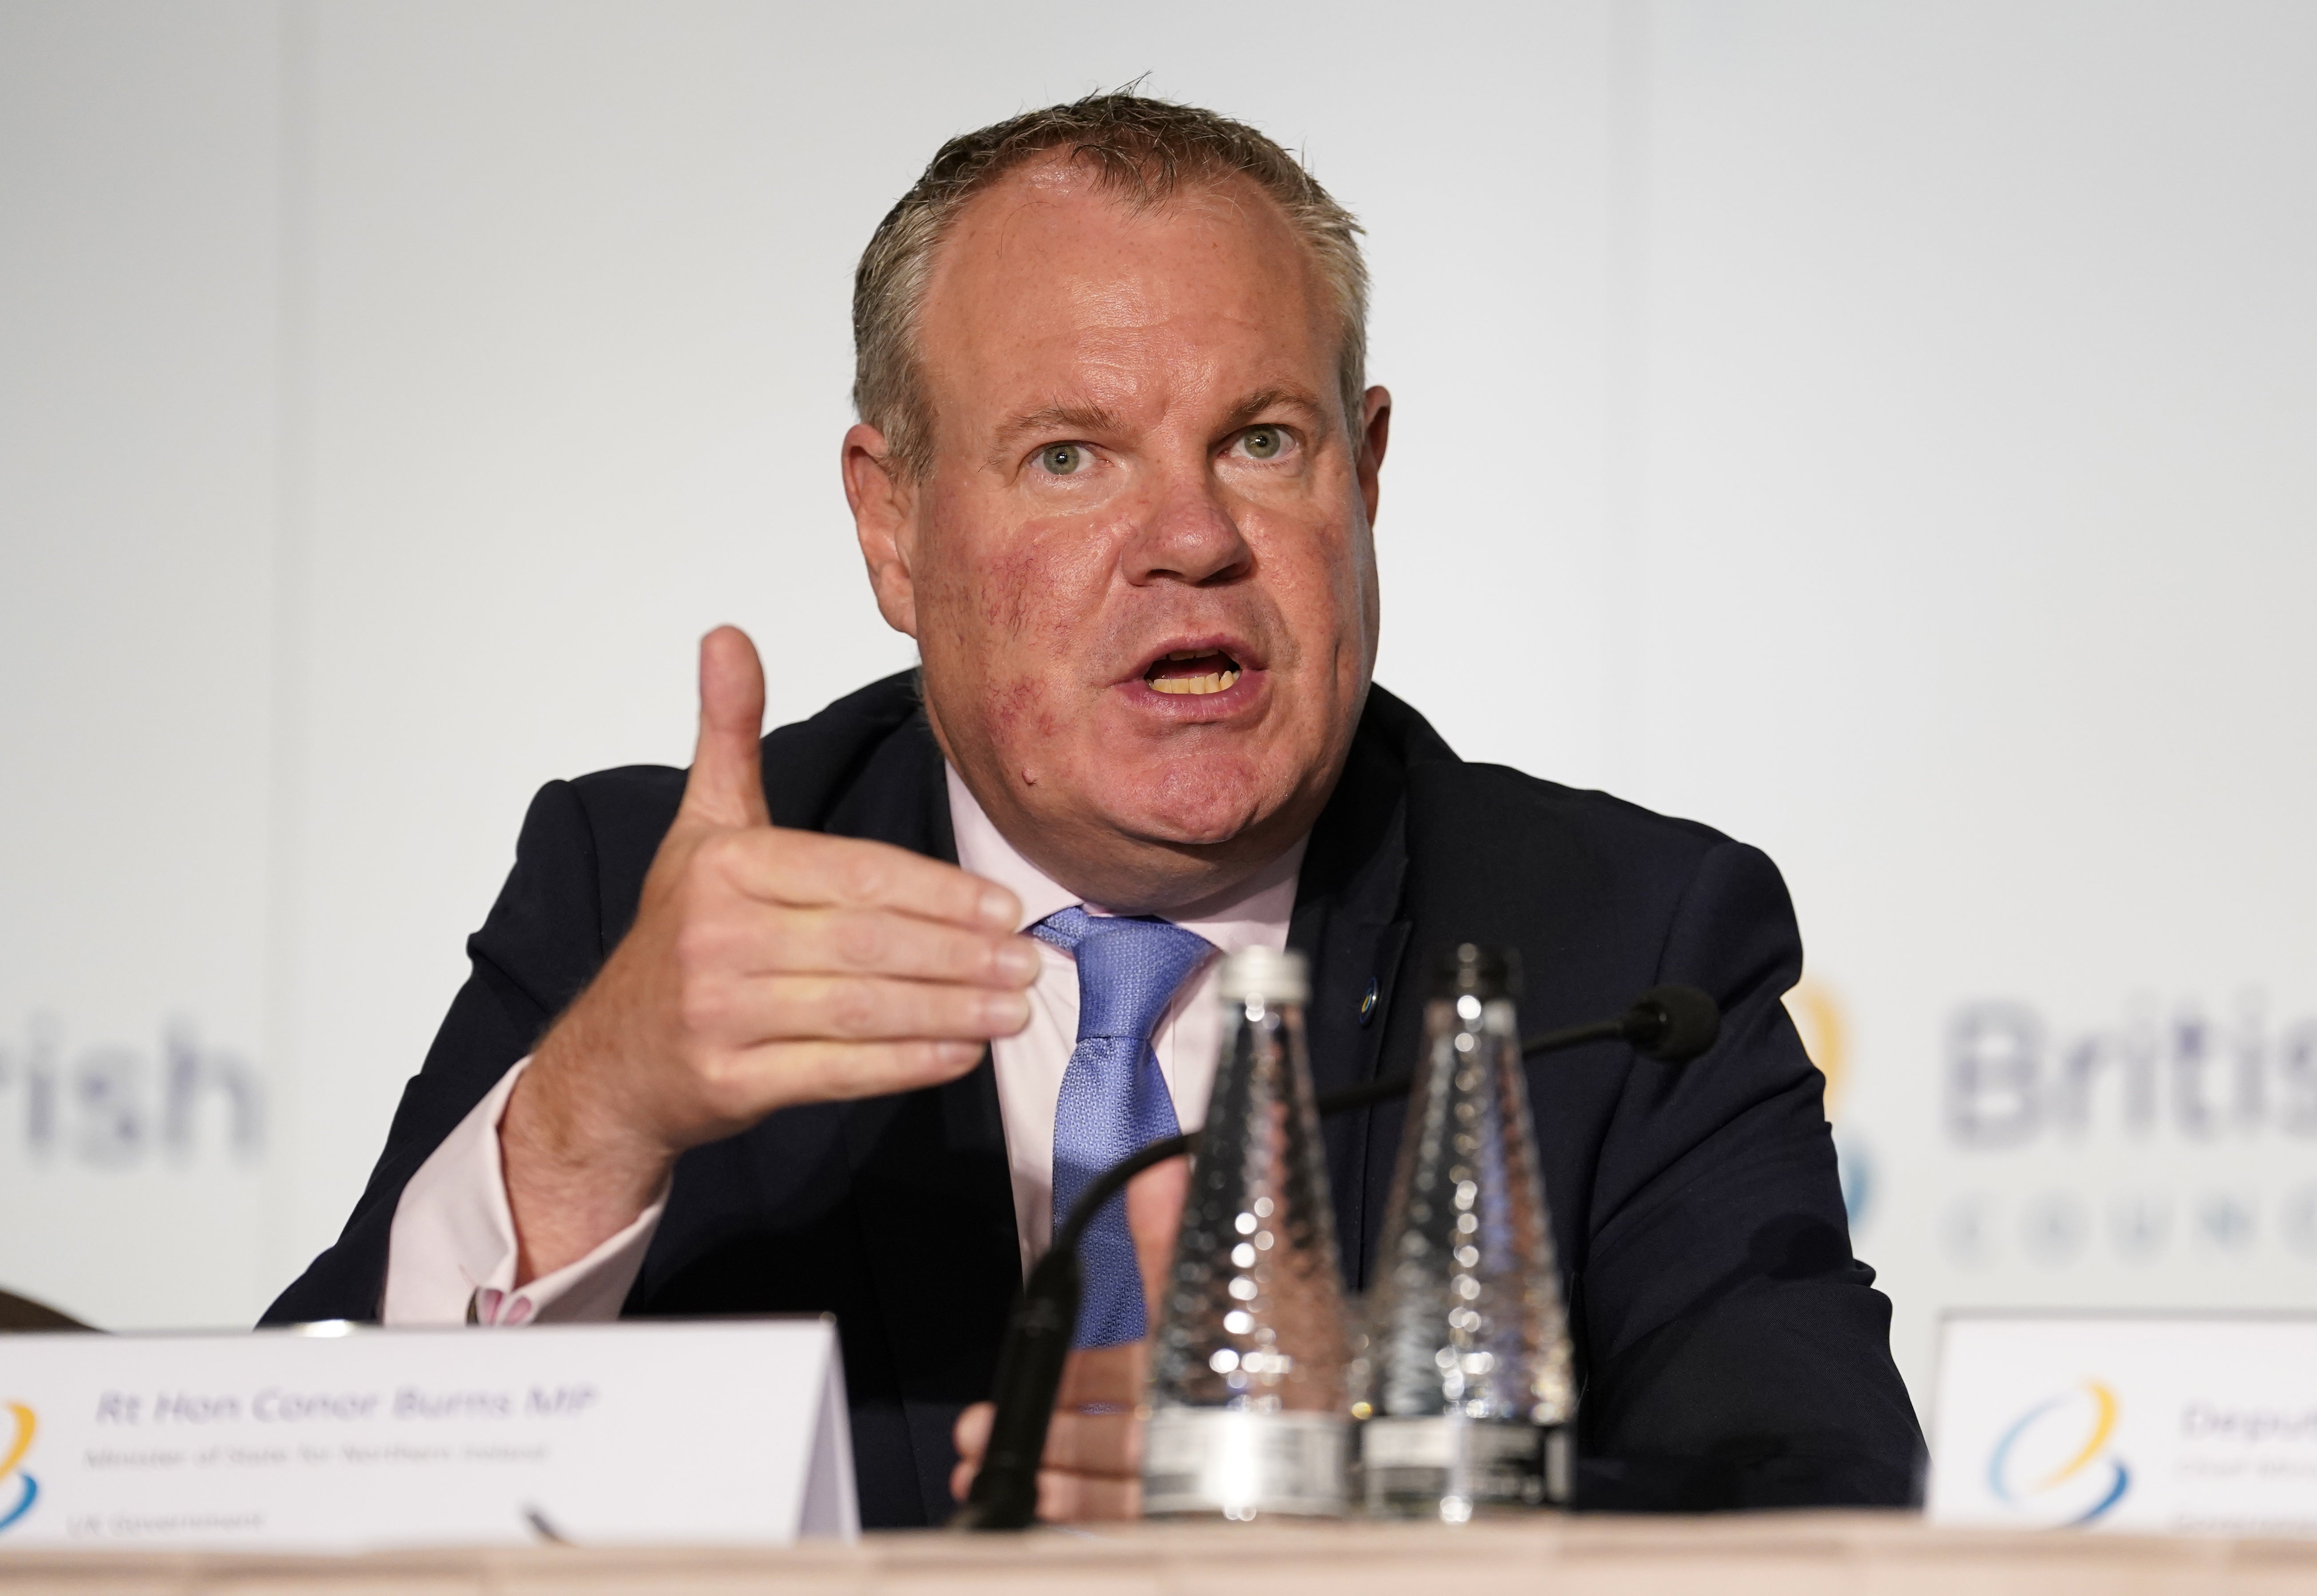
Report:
266,675,1924,1521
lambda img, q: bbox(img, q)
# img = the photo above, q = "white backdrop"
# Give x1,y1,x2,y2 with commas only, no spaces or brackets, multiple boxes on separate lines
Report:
4,0,2314,1415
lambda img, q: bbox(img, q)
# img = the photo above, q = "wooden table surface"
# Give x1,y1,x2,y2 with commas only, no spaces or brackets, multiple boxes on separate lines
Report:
5,1510,2316,1594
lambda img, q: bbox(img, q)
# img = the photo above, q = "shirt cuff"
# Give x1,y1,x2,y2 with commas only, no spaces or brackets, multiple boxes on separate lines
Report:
381,1056,666,1327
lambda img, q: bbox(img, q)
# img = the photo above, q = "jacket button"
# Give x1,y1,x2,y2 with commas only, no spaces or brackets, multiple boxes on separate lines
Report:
1358,977,1379,1025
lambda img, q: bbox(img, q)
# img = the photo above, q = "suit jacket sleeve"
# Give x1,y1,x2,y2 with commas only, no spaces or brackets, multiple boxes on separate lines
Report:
261,778,613,1325
1575,839,1926,1507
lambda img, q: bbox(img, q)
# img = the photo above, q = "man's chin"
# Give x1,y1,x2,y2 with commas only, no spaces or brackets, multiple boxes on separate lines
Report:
1089,800,1266,857
1006,777,1287,910
1097,758,1277,848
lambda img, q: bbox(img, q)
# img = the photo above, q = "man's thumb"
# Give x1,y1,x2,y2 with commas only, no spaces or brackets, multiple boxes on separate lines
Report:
1126,1154,1189,1324
679,625,770,828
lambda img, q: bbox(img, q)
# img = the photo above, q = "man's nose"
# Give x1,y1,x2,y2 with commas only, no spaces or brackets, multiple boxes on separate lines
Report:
1121,474,1254,589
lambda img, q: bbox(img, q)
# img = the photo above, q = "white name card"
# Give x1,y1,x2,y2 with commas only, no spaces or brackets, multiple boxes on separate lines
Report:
0,1317,856,1551
1928,1312,2317,1537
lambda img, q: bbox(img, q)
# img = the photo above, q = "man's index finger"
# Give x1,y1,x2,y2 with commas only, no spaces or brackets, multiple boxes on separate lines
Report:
722,828,1022,929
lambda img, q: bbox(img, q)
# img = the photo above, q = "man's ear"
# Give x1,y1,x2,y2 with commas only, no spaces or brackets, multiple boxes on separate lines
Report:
844,422,920,638
1356,385,1392,525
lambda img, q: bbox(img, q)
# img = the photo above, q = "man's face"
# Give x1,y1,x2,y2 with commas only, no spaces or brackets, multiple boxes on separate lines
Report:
847,158,1388,913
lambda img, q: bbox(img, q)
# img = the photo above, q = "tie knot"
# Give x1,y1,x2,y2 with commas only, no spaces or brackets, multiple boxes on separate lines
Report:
1033,906,1216,1043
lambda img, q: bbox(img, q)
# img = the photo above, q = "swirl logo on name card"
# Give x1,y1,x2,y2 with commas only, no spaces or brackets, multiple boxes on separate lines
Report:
1986,1380,2129,1525
0,1403,37,1534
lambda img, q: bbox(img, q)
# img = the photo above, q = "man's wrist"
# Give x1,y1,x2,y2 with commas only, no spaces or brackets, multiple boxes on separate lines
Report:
501,1032,674,1282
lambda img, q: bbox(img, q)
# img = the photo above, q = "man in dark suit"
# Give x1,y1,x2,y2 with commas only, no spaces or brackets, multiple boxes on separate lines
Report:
266,92,1923,1523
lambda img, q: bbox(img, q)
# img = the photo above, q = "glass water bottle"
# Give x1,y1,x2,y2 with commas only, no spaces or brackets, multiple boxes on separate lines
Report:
1143,947,1352,1519
1351,944,1575,1518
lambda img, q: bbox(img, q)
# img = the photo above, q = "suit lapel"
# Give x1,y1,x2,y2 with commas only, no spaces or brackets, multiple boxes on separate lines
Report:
819,711,1019,1523
1288,719,1415,1293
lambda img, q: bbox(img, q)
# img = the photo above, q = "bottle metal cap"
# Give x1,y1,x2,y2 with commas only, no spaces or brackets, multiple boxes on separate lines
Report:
1217,946,1310,1004
1430,943,1520,1000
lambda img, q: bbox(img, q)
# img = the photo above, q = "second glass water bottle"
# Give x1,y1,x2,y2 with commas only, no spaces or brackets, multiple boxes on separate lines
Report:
1351,944,1576,1519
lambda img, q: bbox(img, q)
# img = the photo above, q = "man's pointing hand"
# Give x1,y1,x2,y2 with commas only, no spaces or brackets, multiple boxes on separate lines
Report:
501,626,1038,1282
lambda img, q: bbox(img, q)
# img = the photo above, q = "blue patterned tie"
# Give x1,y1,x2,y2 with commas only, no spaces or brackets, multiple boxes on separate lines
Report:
1031,905,1216,1348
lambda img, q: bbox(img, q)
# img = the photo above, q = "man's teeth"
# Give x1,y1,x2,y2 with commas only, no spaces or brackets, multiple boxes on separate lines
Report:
1151,669,1240,695
1149,650,1242,695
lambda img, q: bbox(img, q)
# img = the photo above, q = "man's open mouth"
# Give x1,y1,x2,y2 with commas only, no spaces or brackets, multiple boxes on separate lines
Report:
1144,648,1243,696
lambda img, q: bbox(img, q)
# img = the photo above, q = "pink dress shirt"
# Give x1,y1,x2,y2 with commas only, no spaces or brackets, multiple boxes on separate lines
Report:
381,764,1304,1326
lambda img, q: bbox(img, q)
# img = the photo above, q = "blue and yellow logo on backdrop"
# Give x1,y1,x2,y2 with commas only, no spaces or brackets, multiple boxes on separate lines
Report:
0,1403,37,1533
1786,980,1874,1226
1987,1381,2129,1525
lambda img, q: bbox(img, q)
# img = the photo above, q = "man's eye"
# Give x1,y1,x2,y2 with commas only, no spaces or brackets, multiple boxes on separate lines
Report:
1039,443,1087,475
1240,427,1287,460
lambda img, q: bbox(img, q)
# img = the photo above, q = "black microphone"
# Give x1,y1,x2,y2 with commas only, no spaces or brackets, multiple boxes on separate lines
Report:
949,983,1722,1531
1619,983,1721,1065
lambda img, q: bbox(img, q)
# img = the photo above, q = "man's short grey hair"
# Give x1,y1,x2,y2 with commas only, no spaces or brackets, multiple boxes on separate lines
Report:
853,91,1369,479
